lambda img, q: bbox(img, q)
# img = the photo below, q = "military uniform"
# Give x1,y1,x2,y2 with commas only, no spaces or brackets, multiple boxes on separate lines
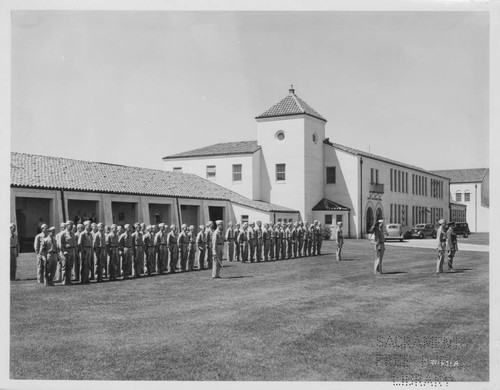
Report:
274,225,282,260
79,227,93,283
143,228,156,276
225,225,235,262
155,227,168,274
234,225,241,261
34,230,47,284
74,226,84,281
335,224,344,261
297,224,304,257
311,223,319,256
291,224,298,258
132,228,144,277
60,227,77,284
177,227,188,272
93,229,107,282
106,229,120,281
436,221,447,274
263,225,270,261
255,223,263,262
269,224,276,260
40,232,59,286
205,226,213,269
196,227,206,270
446,224,458,272
119,230,134,279
248,225,256,263
316,224,323,255
280,225,287,260
167,228,179,272
187,227,196,271
373,222,386,274
212,222,224,278
285,225,292,259
239,227,249,262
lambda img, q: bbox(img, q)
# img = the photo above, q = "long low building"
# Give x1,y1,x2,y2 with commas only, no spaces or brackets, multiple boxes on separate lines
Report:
10,152,298,252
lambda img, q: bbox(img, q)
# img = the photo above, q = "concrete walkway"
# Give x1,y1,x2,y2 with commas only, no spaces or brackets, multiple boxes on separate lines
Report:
384,239,489,252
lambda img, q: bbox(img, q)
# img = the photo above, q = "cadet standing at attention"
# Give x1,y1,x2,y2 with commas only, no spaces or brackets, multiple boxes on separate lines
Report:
297,221,304,257
132,223,144,277
446,222,458,273
248,222,256,263
274,222,282,260
225,221,235,262
119,224,133,279
263,223,270,261
78,221,94,283
60,221,76,285
268,222,275,260
205,222,214,269
187,225,196,271
372,220,387,275
292,222,298,258
316,222,323,255
40,227,59,286
212,220,224,279
177,224,188,272
285,223,293,259
196,224,206,270
335,221,344,261
10,223,19,281
155,223,167,274
54,222,66,283
34,223,48,284
106,224,120,281
167,224,179,272
93,223,107,282
436,219,447,274
239,223,249,262
143,225,156,276
234,223,241,261
74,223,84,282
255,221,263,262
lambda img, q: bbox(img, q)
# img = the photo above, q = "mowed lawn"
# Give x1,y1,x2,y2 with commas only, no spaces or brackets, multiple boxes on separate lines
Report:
10,239,488,381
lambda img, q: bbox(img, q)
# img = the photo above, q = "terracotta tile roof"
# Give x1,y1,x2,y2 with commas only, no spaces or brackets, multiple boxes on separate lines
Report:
163,141,260,160
430,169,489,183
10,152,297,213
255,87,327,122
312,198,350,211
324,139,450,180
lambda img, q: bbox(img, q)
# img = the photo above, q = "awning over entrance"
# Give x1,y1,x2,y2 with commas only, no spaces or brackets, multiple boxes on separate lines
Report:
312,198,350,211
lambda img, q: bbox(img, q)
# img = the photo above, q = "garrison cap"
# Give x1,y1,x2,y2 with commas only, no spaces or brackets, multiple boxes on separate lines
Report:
48,226,56,232
41,224,48,229
438,219,446,225
337,221,343,226
124,224,130,229
216,220,223,226
158,223,165,228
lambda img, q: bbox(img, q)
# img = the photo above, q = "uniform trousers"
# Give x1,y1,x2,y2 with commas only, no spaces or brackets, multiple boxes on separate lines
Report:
134,246,144,277
235,240,240,261
108,248,120,280
302,239,308,257
249,240,256,262
179,244,188,271
374,243,384,274
197,246,206,269
256,239,263,262
281,240,287,260
336,243,343,261
263,240,270,261
293,239,298,258
73,250,81,281
212,245,223,278
168,245,178,272
227,239,234,261
121,247,133,278
145,247,156,275
60,249,73,285
275,240,281,260
436,247,445,273
90,250,95,280
37,253,45,284
206,246,213,269
158,245,167,274
312,239,317,256
298,237,304,257
287,240,292,259
95,247,107,281
317,237,323,255
45,253,59,286
447,249,456,271
80,247,92,283
186,244,195,271
269,239,275,260
240,241,248,262
10,248,17,281
307,239,313,257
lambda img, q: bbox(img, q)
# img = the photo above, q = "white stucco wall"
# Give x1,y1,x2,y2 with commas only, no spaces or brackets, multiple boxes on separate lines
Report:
162,154,257,200
449,183,489,232
256,115,309,219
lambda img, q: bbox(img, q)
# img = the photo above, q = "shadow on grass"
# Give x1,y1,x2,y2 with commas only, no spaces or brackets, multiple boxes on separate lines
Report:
452,269,473,273
222,276,254,280
380,271,408,275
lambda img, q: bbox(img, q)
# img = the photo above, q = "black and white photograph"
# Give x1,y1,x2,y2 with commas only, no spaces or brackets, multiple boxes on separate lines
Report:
2,0,498,389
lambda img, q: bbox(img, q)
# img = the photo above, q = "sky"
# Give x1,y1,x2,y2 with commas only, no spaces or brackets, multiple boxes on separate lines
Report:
10,10,489,171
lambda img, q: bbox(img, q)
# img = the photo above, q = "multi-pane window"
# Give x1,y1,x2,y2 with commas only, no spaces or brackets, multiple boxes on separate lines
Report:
464,192,471,202
325,215,333,225
326,167,336,184
232,164,242,182
276,164,286,181
456,192,462,202
241,215,249,224
390,169,393,191
206,165,216,179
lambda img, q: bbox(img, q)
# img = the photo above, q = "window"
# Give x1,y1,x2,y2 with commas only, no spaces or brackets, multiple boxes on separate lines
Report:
232,164,242,182
456,192,462,202
375,169,379,184
241,215,249,224
464,191,470,202
276,164,286,181
326,167,336,184
336,215,343,224
370,168,374,184
312,133,317,144
206,165,216,179
276,131,285,141
390,169,393,191
173,167,182,173
325,215,333,225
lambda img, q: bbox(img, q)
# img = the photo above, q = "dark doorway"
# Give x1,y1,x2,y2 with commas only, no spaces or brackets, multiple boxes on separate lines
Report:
366,206,374,233
376,208,383,222
149,204,171,226
181,205,199,228
15,197,51,252
112,202,138,226
68,199,98,225
208,206,224,226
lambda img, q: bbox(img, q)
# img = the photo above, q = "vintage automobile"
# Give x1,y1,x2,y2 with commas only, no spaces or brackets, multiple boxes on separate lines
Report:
410,223,437,239
385,223,404,242
451,222,471,238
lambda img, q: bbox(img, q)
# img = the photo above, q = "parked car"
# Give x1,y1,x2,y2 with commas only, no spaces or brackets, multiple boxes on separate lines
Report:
385,223,404,242
451,222,470,238
410,223,437,239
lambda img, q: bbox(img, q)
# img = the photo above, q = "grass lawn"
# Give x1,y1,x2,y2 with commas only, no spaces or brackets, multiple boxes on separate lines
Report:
10,239,488,381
